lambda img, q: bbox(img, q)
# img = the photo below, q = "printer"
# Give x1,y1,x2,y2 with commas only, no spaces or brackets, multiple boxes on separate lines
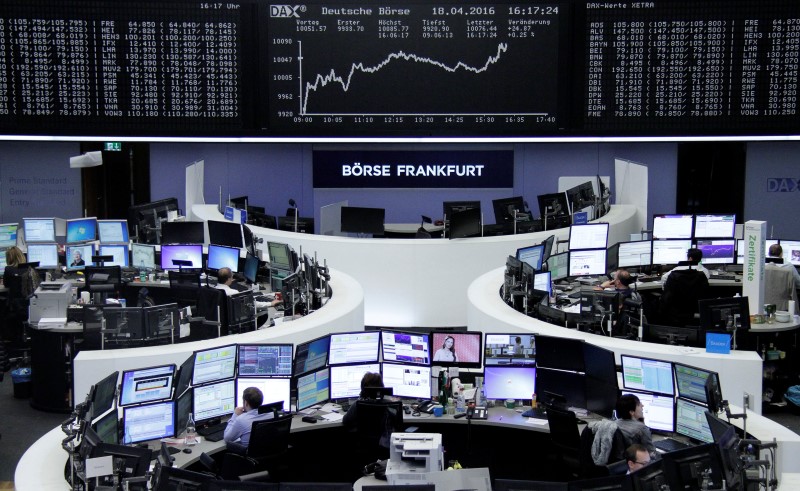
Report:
29,281,73,325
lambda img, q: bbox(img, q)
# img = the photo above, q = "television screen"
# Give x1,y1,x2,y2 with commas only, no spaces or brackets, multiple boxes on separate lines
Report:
569,223,609,250
237,344,293,377
131,243,156,271
23,217,56,243
483,333,536,366
207,220,244,249
673,363,716,405
568,249,607,276
651,239,693,265
160,221,204,244
329,363,382,400
0,223,19,248
340,206,385,235
66,217,98,243
296,367,330,411
97,219,129,244
122,401,176,444
328,331,381,365
621,355,674,396
618,240,652,268
534,335,584,372
483,366,536,400
622,390,675,433
293,335,331,376
207,244,241,272
267,241,294,271
652,214,694,239
99,245,129,268
192,380,236,423
695,240,735,265
430,331,483,368
381,330,430,366
160,244,203,270
236,377,290,412
516,244,544,271
381,363,431,400
26,243,59,268
694,214,736,239
192,345,237,385
547,252,569,281
118,364,176,407
66,244,95,271
675,398,714,443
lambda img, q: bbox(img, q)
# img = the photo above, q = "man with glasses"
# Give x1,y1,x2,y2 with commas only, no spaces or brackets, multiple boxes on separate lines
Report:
625,444,652,474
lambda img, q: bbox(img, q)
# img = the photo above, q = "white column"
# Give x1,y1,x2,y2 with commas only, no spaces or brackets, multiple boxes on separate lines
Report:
742,220,766,314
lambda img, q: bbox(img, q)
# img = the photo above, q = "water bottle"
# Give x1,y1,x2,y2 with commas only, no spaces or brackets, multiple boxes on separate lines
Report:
456,393,466,414
185,414,197,445
139,261,146,282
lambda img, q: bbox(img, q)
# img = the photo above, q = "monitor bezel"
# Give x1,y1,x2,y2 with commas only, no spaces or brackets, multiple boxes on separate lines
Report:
97,219,130,244
429,330,483,369
159,243,203,271
620,354,675,396
191,344,238,386
122,400,177,444
66,216,98,244
236,343,294,378
118,363,177,407
328,330,381,366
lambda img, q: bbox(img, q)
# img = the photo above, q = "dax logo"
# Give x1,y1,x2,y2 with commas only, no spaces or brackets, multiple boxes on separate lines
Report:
270,5,304,17
767,178,800,192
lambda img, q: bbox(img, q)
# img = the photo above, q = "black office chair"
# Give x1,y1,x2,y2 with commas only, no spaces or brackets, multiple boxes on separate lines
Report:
353,399,404,469
660,268,709,327
578,424,627,478
168,270,201,309
187,287,228,341
493,479,568,491
545,406,582,479
219,413,293,482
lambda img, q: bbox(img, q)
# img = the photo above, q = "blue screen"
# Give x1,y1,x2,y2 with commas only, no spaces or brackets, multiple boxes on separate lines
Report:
207,244,240,272
67,217,97,243
483,366,536,400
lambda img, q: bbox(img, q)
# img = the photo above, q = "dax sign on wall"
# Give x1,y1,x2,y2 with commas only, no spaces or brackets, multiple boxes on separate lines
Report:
313,150,514,189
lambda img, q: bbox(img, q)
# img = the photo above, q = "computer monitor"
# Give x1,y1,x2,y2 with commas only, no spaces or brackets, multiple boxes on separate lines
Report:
65,244,95,271
26,243,59,268
622,390,676,433
118,364,177,407
128,198,179,244
698,296,751,333
243,252,259,283
0,223,18,248
160,244,203,270
713,425,743,490
541,235,556,261
86,265,122,294
207,244,241,272
143,304,179,340
736,238,778,264
493,480,567,491
675,398,714,443
483,366,536,401
652,214,694,239
492,196,527,224
620,355,674,396
236,377,291,412
131,243,156,271
380,330,431,366
92,410,119,445
661,443,721,490
483,333,536,366
704,373,724,414
583,343,619,418
192,344,237,385
102,307,145,343
442,200,480,220
153,466,214,491
23,217,56,243
98,245,129,268
569,223,609,250
516,244,545,271
293,335,331,377
537,192,569,219
66,217,97,243
267,241,295,271
277,216,315,234
381,363,432,400
192,379,236,424
674,362,716,405
694,214,736,239
533,271,551,295
122,401,176,444
606,242,619,274
296,367,330,411
174,355,194,399
617,240,653,268
535,368,586,409
328,331,381,366
547,252,569,281
535,335,585,372
643,323,702,347
779,239,800,266
329,363,382,400
695,239,735,265
340,206,385,235
174,389,193,437
90,443,152,480
207,220,245,249
628,460,668,491
449,208,482,239
91,371,119,418
567,475,626,491
97,219,129,244
237,344,294,377
0,254,6,269
568,249,607,277
651,239,693,265
430,331,482,369
160,221,204,244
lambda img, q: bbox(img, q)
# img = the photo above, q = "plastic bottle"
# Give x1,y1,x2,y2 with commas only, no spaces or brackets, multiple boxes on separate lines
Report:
185,414,197,445
139,262,146,282
455,393,466,414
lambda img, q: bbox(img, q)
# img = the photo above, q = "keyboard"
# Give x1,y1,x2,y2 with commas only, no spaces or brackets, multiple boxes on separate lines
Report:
712,273,737,281
198,422,227,437
654,438,690,453
521,407,548,419
204,431,225,442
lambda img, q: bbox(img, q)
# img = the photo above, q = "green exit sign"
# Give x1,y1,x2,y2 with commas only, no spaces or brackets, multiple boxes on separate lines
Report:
104,142,122,151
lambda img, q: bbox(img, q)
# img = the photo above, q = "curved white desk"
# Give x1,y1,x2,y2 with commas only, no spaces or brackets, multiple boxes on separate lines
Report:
72,269,364,401
194,203,640,327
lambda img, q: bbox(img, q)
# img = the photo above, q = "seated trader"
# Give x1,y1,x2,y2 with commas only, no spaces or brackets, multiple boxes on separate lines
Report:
615,394,656,456
659,250,710,327
215,267,281,310
597,268,640,301
625,444,652,474
224,386,270,448
767,244,800,288
343,372,386,427
661,248,710,287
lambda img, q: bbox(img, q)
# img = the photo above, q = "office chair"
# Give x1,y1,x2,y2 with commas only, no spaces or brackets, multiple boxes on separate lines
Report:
2,267,34,365
659,268,709,327
187,287,228,341
353,399,404,470
578,424,627,478
168,270,201,309
765,263,797,313
545,406,582,479
219,413,293,482
493,479,568,491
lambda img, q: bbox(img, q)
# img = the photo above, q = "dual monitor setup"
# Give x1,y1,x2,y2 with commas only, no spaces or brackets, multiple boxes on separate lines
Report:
226,195,315,236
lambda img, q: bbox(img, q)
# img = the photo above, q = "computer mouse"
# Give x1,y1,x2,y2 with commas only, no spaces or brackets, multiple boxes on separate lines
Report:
182,448,192,454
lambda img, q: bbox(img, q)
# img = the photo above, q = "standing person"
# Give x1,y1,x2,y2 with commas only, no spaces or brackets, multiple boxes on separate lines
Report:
433,336,457,362
615,394,656,455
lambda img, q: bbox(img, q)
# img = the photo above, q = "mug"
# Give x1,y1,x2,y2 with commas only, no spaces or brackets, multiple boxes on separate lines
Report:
433,406,443,417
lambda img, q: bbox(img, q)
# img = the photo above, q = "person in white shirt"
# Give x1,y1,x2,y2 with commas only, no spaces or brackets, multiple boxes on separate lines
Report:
767,244,800,288
214,267,281,310
661,248,710,289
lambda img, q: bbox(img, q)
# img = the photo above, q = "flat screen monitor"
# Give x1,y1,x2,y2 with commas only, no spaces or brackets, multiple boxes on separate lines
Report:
296,367,330,411
236,377,291,412
606,242,619,273
192,379,236,423
340,206,385,235
652,214,694,240
541,235,556,261
674,362,716,405
90,443,152,480
705,372,724,414
643,324,702,347
160,244,203,270
651,239,693,265
620,355,674,396
23,218,56,243
547,252,569,281
430,331,482,368
779,239,800,266
694,214,736,239
484,333,536,366
483,366,536,400
736,238,778,264
381,363,432,400
174,389,193,437
66,244,95,271
277,216,315,234
618,240,653,268
532,335,584,372
207,244,240,272
449,208,482,239
675,398,714,443
629,460,668,491
122,401,176,444
207,220,244,249
143,304,179,340
328,331,381,366
103,307,145,342
583,343,619,418
516,244,544,271
380,330,430,366
99,245,129,268
91,371,119,419
533,271,551,295
243,252,259,283
622,390,675,433
0,223,19,248
329,363,382,400
160,221,204,244
267,241,294,271
92,410,119,445
0,254,6,269
192,344,237,385
66,217,97,243
118,364,176,407
153,466,214,491
442,201,480,220
131,243,156,271
237,344,293,377
698,296,751,333
568,249,607,277
174,355,194,399
26,243,59,268
537,192,569,219
569,223,609,250
695,239,735,265
492,196,526,224
535,368,586,409
97,219,129,244
293,335,331,377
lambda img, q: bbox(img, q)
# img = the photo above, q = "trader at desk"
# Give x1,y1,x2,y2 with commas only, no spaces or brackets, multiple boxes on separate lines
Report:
214,267,282,311
661,248,710,287
224,386,272,448
768,244,800,288
615,394,657,457
596,268,639,301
